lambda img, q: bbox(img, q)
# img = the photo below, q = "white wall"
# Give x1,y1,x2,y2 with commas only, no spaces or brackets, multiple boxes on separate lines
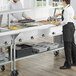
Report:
71,0,76,16
0,0,8,25
20,0,24,8
23,0,35,8
25,7,54,21
0,0,8,11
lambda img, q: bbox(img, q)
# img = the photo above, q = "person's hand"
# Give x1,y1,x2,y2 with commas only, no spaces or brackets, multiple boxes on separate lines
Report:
55,14,62,18
14,19,18,23
26,17,32,20
55,22,61,26
55,14,59,18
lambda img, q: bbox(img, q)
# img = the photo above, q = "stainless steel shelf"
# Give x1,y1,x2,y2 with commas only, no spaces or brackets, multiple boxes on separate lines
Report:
0,59,11,66
15,43,64,61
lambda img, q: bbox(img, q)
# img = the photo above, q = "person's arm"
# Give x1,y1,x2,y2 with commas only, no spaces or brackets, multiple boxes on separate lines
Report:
18,1,32,20
8,14,17,22
22,12,32,20
7,2,18,22
55,9,69,26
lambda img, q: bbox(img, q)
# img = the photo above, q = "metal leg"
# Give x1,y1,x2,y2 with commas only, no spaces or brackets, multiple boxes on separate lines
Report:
11,35,19,76
1,65,5,71
13,43,16,70
10,43,13,72
13,43,18,76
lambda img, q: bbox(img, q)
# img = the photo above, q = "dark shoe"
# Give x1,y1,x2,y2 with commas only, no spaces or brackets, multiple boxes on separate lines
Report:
71,64,76,66
60,66,71,69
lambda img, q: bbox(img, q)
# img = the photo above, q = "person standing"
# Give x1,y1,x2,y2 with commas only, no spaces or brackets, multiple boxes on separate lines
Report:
55,0,76,69
7,0,31,23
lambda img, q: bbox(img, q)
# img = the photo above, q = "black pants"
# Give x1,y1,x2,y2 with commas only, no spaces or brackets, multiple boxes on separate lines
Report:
64,41,76,68
63,22,76,67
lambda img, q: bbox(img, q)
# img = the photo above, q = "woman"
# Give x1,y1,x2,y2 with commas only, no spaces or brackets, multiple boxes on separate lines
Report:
55,0,76,69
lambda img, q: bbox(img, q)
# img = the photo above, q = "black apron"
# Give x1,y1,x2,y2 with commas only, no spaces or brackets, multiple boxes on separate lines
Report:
62,7,75,42
63,22,75,42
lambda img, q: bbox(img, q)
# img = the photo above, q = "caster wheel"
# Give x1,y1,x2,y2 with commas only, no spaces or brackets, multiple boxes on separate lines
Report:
54,51,59,56
11,70,18,76
47,47,50,51
1,65,5,71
